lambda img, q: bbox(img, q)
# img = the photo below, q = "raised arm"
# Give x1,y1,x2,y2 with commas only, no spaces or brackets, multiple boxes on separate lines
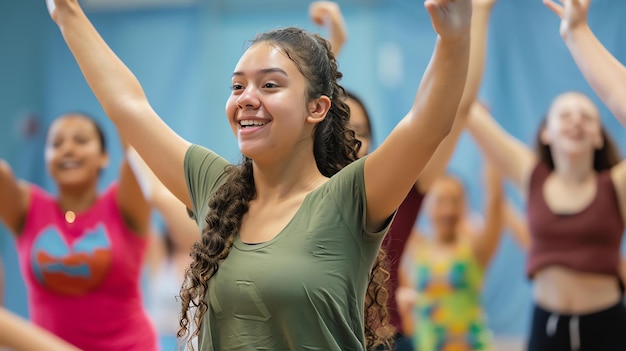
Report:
309,1,347,57
466,102,536,196
127,149,199,273
470,160,505,269
0,160,30,236
0,308,80,351
544,0,626,125
47,0,192,208
504,201,530,252
117,146,151,236
364,0,471,229
416,0,496,192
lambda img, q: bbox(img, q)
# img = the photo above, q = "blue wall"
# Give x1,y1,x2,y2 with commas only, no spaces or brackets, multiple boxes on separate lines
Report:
1,0,626,338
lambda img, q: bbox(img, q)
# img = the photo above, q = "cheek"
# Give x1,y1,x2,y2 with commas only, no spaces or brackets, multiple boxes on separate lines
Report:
225,96,238,120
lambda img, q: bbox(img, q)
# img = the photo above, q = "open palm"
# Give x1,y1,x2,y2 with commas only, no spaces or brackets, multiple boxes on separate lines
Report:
544,0,591,36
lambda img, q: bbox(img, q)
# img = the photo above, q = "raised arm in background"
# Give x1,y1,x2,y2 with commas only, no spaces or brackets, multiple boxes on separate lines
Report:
0,308,81,351
466,101,536,197
126,149,199,276
309,1,347,57
469,159,505,268
544,0,626,124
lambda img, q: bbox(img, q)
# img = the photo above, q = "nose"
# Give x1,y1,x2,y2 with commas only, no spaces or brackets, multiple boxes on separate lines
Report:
58,140,77,157
236,86,261,109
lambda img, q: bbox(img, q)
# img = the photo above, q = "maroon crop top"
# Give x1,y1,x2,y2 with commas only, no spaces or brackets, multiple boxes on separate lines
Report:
526,162,624,279
383,185,425,332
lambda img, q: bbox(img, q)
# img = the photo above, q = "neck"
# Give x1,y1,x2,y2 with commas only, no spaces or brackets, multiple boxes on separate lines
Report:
57,183,99,213
252,147,327,203
551,151,595,183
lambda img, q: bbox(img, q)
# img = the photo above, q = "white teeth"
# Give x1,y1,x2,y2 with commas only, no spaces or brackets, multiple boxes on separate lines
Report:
240,120,266,127
60,160,80,169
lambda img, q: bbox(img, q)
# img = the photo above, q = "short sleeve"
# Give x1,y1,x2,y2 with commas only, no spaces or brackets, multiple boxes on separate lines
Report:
184,144,231,227
327,156,394,242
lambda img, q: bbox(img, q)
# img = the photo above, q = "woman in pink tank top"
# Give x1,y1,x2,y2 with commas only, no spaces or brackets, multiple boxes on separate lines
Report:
0,113,158,350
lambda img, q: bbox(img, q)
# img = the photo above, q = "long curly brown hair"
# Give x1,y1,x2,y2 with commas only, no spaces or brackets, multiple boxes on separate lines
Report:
177,27,393,350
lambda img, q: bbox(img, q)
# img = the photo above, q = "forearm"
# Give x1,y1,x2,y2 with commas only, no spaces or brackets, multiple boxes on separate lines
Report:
328,19,347,57
466,104,535,190
475,181,504,268
53,4,149,124
564,25,626,124
416,4,492,191
505,203,530,252
457,4,492,116
410,36,470,145
0,308,80,351
152,189,200,251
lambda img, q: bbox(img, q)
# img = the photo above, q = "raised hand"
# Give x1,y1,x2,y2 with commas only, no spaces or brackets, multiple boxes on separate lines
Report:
309,1,342,26
424,0,472,39
543,0,591,37
46,0,78,23
309,1,347,56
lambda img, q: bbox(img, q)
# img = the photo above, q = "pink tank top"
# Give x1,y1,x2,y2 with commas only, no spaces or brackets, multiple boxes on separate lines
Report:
16,184,158,351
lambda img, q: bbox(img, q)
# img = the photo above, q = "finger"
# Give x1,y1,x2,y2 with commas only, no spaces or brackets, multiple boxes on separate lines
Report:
424,0,442,19
543,0,565,17
570,0,586,12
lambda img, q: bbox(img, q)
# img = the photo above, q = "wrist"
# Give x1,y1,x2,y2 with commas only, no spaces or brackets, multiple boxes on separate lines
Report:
52,1,83,26
438,31,471,48
472,3,495,12
562,22,591,43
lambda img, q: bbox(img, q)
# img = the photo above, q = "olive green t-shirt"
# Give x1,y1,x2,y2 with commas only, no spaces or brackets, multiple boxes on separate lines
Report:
184,144,388,351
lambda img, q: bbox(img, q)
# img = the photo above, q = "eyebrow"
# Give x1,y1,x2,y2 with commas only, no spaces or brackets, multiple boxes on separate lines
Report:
232,67,288,78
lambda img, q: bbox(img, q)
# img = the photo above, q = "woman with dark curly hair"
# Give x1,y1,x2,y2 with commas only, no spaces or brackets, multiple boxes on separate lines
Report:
47,0,472,349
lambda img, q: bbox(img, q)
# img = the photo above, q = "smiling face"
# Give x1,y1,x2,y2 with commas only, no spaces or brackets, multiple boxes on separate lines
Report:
45,114,108,190
541,92,603,158
225,41,319,162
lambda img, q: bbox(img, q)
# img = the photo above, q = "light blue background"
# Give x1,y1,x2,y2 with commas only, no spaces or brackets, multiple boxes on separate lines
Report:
1,0,626,339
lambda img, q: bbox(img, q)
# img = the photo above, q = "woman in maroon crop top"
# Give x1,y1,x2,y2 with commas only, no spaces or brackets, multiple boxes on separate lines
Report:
311,1,496,349
467,94,626,349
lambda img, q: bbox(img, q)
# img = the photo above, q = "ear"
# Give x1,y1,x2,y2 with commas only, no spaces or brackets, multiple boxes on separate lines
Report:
306,95,331,125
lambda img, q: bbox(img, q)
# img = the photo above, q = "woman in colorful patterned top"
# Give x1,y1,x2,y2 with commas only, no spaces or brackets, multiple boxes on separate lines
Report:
397,160,505,351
